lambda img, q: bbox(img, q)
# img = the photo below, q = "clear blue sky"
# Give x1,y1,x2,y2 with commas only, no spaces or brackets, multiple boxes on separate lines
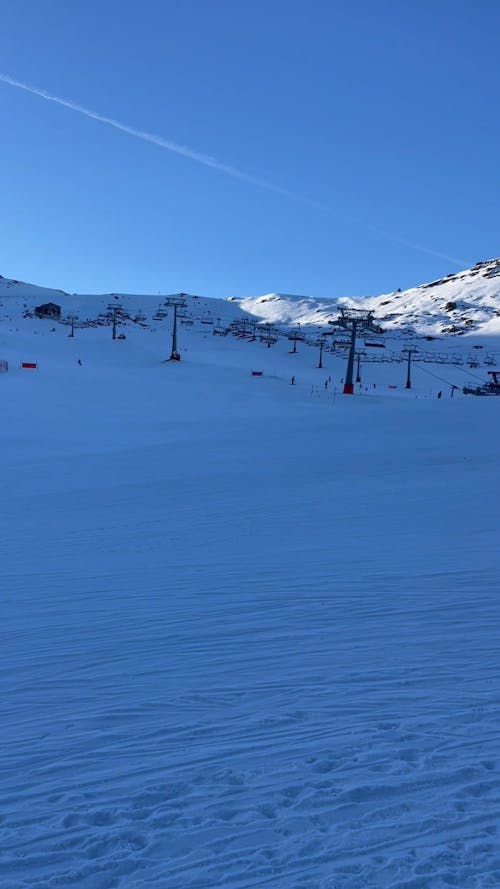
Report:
0,0,498,298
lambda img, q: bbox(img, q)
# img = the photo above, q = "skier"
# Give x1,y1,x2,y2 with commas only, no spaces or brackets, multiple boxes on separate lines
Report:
437,390,442,399
290,375,295,385
77,359,82,366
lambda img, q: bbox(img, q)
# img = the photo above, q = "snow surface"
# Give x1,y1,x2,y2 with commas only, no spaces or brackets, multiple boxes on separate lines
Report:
2,274,500,888
235,258,500,337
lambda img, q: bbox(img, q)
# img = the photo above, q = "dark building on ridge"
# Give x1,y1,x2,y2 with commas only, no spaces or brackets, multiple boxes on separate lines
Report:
34,302,61,319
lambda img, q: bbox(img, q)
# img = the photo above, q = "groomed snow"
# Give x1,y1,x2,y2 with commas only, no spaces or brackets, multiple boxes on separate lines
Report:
1,300,500,888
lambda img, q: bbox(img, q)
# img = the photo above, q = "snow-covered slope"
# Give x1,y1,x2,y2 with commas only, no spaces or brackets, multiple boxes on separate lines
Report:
0,272,68,301
1,307,500,889
234,258,500,336
344,258,500,336
2,257,500,338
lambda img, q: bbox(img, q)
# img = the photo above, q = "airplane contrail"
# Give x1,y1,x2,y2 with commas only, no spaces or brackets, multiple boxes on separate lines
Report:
0,71,469,268
0,72,299,198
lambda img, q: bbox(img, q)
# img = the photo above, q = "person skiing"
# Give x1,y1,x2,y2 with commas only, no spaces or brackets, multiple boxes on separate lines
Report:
290,375,295,385
77,359,82,366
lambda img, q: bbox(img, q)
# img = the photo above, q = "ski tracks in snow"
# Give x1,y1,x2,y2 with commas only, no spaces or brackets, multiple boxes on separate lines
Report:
2,385,500,888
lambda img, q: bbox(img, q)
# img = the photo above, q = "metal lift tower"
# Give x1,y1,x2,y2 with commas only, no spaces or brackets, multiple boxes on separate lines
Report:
106,303,124,340
288,327,305,354
329,309,383,394
259,324,278,348
317,332,335,368
355,350,367,383
67,314,78,338
402,348,419,389
164,296,187,361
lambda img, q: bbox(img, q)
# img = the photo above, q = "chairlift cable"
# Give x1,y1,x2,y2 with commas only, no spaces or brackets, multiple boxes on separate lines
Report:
384,344,487,387
458,363,492,384
409,363,457,388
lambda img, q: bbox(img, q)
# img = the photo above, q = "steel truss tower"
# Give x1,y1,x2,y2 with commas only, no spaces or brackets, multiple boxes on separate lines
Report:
329,309,383,394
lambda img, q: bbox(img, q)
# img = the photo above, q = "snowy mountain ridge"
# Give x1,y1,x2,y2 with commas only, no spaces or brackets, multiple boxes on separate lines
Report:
234,258,500,336
1,257,500,337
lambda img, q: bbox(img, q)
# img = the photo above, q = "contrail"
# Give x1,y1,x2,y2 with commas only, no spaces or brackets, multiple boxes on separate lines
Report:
0,72,469,268
0,72,298,198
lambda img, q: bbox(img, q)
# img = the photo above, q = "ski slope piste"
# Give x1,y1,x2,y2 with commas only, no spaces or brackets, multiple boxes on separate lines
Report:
1,263,500,888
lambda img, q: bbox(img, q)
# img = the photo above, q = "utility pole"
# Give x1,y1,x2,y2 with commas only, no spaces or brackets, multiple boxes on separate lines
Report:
329,309,382,395
67,314,78,337
164,296,186,361
402,348,418,389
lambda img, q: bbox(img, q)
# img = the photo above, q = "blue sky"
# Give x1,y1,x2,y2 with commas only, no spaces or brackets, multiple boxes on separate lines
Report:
0,0,498,298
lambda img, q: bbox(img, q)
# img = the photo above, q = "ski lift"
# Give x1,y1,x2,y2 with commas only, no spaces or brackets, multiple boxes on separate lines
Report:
467,354,480,368
364,339,385,349
464,371,500,396
259,335,278,345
